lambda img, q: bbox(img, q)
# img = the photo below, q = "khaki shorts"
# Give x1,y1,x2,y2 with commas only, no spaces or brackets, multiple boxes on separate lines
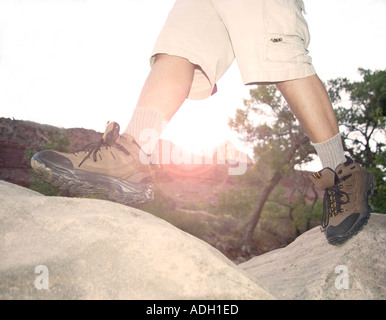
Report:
151,0,316,100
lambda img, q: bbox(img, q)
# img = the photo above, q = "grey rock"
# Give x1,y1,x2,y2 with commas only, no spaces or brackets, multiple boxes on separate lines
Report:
3,179,384,300
0,181,274,300
240,213,386,300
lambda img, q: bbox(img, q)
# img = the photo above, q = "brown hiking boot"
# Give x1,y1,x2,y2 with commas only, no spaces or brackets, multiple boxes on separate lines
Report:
311,157,374,245
31,122,155,205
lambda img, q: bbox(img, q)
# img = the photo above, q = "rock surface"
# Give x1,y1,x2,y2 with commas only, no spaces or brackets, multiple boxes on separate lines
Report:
0,181,274,300
1,180,384,300
240,213,386,300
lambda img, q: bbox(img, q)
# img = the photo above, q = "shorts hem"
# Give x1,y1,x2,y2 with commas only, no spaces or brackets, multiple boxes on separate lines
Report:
242,64,316,85
151,46,217,100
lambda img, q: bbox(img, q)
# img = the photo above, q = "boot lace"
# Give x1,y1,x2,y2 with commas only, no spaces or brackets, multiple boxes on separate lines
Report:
77,137,131,167
321,175,351,229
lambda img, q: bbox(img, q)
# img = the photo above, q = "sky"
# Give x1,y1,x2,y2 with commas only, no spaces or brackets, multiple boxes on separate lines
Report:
0,0,385,169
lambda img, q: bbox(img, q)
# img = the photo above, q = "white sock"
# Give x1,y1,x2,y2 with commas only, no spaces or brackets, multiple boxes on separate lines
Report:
312,133,347,170
124,107,167,155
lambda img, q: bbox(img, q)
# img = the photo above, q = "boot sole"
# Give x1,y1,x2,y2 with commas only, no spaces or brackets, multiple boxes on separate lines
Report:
327,171,374,245
31,151,154,206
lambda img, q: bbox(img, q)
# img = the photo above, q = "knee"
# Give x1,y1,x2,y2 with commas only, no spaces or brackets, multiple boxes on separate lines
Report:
151,54,195,89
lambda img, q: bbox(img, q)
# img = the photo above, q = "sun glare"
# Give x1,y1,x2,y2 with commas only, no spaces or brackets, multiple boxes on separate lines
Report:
161,101,234,156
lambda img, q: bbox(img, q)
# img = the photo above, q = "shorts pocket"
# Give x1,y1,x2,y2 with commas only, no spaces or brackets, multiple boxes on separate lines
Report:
265,35,312,64
263,0,296,35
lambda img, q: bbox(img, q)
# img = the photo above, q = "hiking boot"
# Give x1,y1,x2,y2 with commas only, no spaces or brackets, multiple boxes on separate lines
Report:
31,122,155,205
311,157,374,245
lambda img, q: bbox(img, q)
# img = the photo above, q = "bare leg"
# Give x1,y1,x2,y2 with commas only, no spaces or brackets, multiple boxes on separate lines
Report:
136,54,195,120
276,74,339,143
125,54,195,154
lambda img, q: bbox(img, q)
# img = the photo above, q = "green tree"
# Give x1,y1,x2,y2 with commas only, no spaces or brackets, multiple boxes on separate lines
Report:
229,85,316,245
217,186,258,218
327,68,386,213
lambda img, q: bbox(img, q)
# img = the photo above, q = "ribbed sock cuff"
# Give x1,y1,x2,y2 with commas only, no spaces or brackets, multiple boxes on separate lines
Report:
124,107,167,155
312,133,347,170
